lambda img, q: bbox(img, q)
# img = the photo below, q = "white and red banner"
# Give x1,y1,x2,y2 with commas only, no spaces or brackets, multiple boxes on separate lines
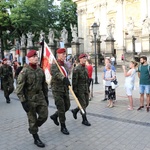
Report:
41,42,55,85
40,42,85,114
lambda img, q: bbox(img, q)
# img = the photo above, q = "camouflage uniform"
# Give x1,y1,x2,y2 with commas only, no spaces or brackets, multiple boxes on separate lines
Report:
72,64,89,109
0,64,14,103
72,63,91,126
16,65,48,134
50,62,70,124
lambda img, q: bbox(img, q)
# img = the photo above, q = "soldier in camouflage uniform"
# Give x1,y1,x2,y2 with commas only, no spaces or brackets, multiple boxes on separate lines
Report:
50,48,71,135
16,50,49,148
0,58,14,103
71,54,91,126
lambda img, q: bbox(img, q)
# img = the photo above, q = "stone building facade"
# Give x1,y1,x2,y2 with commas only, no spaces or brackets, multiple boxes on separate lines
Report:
73,0,150,64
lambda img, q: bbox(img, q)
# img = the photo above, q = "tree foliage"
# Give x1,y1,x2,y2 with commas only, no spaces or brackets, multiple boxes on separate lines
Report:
0,0,77,58
58,0,77,43
10,0,59,38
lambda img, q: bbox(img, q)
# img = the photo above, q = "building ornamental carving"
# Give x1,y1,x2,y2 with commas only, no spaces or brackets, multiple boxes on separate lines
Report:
73,0,150,64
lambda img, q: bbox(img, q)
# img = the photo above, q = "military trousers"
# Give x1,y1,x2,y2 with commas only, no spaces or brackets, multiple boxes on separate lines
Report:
77,91,89,110
2,79,14,98
27,102,48,134
52,91,70,123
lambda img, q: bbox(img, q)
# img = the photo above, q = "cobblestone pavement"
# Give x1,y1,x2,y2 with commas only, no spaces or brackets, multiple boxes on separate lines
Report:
1,71,150,150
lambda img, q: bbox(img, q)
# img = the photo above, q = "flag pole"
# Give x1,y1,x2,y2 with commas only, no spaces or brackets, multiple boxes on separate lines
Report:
44,42,85,115
40,38,44,67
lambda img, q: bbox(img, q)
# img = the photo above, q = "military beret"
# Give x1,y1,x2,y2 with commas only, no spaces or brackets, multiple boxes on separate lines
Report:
3,58,7,61
56,48,66,54
79,54,87,59
27,50,37,58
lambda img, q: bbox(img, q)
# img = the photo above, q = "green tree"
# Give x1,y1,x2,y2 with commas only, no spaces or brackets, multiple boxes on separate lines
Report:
0,0,13,58
0,0,77,58
10,0,59,43
58,0,77,44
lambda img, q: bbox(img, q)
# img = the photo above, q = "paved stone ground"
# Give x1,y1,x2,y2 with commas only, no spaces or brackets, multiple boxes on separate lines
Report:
1,70,150,150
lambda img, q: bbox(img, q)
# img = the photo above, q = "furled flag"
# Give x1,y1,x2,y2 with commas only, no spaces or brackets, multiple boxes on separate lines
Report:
40,42,54,85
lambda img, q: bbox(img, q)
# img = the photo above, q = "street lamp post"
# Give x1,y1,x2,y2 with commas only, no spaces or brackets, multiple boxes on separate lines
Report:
91,22,99,84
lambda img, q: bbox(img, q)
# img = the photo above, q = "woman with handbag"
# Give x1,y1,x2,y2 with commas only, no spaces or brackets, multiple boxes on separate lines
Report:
122,61,137,110
104,64,116,108
102,58,116,101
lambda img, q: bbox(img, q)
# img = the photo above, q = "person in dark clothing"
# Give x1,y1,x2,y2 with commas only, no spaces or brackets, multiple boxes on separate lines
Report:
15,62,23,79
0,58,14,103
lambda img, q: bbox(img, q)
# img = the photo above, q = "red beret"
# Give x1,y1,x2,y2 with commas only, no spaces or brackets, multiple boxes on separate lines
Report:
27,50,37,58
3,58,7,61
56,48,66,54
79,54,87,59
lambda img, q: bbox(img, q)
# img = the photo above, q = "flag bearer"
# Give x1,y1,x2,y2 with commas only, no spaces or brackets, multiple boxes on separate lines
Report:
50,48,71,135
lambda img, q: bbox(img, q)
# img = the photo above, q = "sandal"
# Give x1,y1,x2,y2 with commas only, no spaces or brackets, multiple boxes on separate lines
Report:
137,106,144,111
128,107,133,110
109,105,114,108
107,103,110,107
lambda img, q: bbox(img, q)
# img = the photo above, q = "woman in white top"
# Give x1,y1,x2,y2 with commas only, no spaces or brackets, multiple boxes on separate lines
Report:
104,64,116,108
122,61,138,110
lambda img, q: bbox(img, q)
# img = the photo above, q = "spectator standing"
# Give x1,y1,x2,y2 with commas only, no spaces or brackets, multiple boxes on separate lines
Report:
65,56,73,79
102,58,116,101
137,56,150,112
122,61,137,110
15,62,23,79
104,64,116,108
110,55,115,66
121,54,124,61
86,59,93,100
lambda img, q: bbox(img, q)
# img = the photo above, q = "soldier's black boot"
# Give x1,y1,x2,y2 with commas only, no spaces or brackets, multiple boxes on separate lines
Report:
60,123,69,135
71,107,79,119
82,114,91,126
32,133,45,148
50,113,59,126
6,96,10,103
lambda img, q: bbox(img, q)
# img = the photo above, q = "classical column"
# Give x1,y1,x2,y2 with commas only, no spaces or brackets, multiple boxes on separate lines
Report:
94,4,101,23
148,0,150,17
82,8,87,53
100,2,107,35
99,2,107,55
77,9,85,53
140,0,148,19
115,0,124,64
77,9,82,38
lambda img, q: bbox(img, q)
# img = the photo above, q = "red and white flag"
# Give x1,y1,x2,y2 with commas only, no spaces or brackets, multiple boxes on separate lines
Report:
41,42,55,85
40,42,85,114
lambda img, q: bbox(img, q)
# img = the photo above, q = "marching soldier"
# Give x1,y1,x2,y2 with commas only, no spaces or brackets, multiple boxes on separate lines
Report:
0,58,14,103
16,50,49,148
50,48,71,135
71,54,91,126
